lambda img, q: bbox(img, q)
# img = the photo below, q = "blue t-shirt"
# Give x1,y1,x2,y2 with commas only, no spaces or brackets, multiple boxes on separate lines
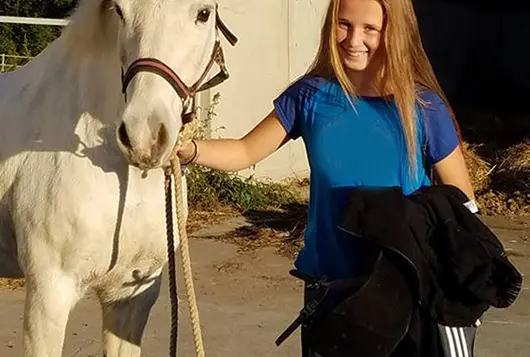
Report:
273,76,459,279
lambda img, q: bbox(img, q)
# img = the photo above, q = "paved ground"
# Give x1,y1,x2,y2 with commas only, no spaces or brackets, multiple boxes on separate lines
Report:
0,215,529,356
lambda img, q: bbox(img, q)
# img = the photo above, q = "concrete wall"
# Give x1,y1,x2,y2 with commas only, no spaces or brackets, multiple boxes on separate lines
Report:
196,0,330,182
198,0,530,182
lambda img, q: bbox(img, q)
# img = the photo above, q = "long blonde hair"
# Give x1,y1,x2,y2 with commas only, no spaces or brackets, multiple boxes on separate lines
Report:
307,0,461,179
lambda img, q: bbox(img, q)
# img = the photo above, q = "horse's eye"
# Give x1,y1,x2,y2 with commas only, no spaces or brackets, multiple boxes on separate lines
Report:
114,3,124,20
196,9,211,23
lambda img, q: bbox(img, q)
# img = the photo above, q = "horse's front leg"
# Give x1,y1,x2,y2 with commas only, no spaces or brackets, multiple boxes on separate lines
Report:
23,272,81,357
98,270,162,357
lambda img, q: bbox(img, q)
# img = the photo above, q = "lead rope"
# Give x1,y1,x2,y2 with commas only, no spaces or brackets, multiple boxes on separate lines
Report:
164,155,205,357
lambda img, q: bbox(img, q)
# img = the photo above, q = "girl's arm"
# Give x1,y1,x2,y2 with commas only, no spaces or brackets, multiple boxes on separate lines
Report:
178,109,290,172
432,145,476,201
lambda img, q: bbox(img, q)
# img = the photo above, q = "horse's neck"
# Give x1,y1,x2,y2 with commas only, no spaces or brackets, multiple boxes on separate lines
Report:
1,34,123,149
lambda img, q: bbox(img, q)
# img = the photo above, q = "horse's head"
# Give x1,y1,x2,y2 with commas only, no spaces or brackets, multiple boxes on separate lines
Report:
111,0,237,170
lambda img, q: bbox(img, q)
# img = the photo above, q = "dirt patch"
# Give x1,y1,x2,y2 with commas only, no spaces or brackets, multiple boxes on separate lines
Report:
0,278,24,290
187,206,240,234
215,260,245,274
211,203,308,259
477,191,530,217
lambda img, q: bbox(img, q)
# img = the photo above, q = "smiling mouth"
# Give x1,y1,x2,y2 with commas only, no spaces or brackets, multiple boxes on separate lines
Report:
345,50,368,58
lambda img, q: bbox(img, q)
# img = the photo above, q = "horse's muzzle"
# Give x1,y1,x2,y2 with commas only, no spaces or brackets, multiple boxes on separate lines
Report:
117,121,170,170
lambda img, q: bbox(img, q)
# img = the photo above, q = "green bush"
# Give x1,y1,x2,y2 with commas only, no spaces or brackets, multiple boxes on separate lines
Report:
186,93,300,212
187,165,298,212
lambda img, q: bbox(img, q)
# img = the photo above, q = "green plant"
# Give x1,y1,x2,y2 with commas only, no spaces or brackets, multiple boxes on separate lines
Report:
188,166,298,211
186,93,301,212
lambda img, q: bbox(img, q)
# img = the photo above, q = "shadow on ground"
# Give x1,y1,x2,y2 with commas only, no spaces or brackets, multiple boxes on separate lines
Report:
210,202,309,258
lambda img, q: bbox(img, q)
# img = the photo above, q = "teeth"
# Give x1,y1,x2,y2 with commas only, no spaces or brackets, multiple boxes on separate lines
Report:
349,52,366,57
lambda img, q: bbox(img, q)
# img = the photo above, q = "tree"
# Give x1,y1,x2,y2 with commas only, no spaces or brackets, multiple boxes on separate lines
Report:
0,0,78,57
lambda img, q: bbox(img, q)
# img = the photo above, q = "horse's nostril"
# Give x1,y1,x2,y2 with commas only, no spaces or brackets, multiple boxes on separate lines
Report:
118,122,132,149
152,123,169,158
157,123,169,149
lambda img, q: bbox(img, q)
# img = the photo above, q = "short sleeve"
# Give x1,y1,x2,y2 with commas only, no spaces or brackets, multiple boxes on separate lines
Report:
273,78,312,140
420,90,460,165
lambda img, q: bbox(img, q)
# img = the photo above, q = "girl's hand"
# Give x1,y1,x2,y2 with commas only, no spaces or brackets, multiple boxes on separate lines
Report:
177,140,198,165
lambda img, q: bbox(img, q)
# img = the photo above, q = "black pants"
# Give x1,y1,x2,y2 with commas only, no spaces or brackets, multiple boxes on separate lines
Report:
436,323,478,357
301,285,479,357
301,285,321,357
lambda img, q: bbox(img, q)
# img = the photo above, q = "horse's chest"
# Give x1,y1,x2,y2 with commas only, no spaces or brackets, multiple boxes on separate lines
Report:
13,153,179,272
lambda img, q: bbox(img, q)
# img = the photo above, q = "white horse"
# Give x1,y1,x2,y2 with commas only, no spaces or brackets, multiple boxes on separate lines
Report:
0,0,236,356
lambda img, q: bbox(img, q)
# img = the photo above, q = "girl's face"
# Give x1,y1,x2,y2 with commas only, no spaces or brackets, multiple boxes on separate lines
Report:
336,0,384,75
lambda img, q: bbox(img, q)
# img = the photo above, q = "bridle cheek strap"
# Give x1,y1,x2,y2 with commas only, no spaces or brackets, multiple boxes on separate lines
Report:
120,12,238,122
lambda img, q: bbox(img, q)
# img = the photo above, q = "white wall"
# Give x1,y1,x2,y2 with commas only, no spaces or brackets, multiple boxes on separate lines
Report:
198,0,329,182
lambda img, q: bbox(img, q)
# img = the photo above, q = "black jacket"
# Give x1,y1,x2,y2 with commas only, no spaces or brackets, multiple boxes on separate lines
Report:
276,185,522,357
336,184,522,356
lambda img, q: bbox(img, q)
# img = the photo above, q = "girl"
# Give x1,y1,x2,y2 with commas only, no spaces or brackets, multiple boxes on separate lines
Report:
178,0,475,354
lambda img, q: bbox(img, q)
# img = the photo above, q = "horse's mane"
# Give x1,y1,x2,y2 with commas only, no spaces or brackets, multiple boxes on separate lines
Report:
58,0,117,62
0,0,122,136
